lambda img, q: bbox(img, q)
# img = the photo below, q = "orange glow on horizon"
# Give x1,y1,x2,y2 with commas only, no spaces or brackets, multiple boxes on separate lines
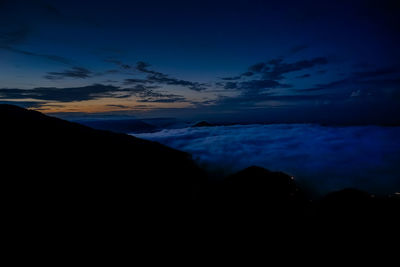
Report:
21,97,192,114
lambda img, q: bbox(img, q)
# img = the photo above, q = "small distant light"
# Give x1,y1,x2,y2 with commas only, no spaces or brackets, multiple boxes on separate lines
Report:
291,176,294,180
395,192,400,195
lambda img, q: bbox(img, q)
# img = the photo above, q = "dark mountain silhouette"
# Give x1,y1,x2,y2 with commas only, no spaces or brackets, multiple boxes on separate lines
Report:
317,188,400,223
194,166,310,230
76,118,158,133
222,166,306,210
192,120,214,127
1,104,399,242
0,104,205,238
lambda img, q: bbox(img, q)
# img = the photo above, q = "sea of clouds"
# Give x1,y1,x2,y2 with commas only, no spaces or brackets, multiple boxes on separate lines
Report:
133,124,400,195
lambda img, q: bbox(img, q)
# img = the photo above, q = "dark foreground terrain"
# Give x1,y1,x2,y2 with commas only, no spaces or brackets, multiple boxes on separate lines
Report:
1,105,399,246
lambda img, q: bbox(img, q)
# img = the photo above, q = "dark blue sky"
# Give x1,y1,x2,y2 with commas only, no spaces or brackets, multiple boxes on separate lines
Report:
1,0,399,124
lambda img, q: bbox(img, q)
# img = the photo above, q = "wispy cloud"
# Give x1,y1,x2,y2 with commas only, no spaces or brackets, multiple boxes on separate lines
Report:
44,67,92,79
0,83,187,105
106,60,209,91
0,28,30,46
2,45,73,65
220,57,328,84
0,84,120,102
0,0,95,66
0,27,73,65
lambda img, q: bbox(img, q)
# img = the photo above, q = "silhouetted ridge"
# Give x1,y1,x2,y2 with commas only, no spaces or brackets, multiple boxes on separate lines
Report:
318,189,380,220
192,120,214,127
224,166,300,200
2,105,399,243
77,118,158,133
221,166,307,219
0,104,205,234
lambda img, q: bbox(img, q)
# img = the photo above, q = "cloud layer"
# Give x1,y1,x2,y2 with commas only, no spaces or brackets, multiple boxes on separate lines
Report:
134,124,400,195
0,84,187,105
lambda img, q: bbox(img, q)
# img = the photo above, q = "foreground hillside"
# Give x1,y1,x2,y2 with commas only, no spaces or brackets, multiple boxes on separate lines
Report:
0,104,205,231
1,105,399,240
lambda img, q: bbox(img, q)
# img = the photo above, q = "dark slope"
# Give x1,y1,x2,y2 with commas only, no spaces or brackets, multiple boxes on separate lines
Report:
191,120,214,127
0,104,205,233
223,166,306,210
195,166,310,228
2,105,399,245
76,118,158,133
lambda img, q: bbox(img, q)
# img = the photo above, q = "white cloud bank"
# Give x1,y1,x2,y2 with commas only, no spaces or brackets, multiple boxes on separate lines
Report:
134,124,400,195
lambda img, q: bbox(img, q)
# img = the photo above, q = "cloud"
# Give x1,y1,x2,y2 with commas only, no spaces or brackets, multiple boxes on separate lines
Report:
263,57,328,80
215,91,330,107
135,61,208,91
0,84,120,102
352,67,400,78
0,44,73,65
213,64,400,114
0,2,72,64
298,66,400,94
147,74,207,91
0,1,97,66
248,62,269,73
134,124,400,195
44,67,92,79
350,90,361,97
219,56,328,94
213,62,400,122
136,61,157,74
296,74,311,79
239,79,291,91
220,63,265,81
213,57,332,109
0,28,30,46
123,84,160,93
107,61,208,91
223,82,238,90
106,104,131,108
138,96,186,103
125,84,186,103
0,100,44,108
0,83,188,105
220,76,242,81
124,78,154,85
223,57,328,82
105,59,132,70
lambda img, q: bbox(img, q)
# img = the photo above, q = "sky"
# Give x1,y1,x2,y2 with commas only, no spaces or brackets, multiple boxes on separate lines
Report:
1,0,400,124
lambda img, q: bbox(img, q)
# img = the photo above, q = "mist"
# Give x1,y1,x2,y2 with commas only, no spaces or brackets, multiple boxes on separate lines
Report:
134,124,400,195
